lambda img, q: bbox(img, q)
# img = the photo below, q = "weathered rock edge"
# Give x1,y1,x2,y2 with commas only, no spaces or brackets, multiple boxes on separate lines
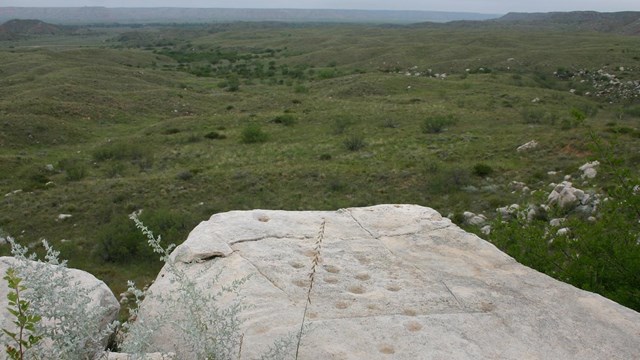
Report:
133,204,640,359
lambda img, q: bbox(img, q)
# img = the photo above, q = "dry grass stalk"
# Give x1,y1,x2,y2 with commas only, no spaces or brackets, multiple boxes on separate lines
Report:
295,218,326,359
237,333,244,360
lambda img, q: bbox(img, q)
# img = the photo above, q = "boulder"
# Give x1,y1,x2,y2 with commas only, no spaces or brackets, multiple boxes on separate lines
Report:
496,203,520,219
462,211,486,226
549,218,566,227
548,181,583,209
0,257,119,359
129,205,640,360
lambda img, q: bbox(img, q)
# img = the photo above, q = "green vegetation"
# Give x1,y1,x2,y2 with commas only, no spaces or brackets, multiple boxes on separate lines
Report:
343,134,366,151
240,124,269,144
3,268,42,360
0,21,638,310
421,115,456,134
488,144,640,310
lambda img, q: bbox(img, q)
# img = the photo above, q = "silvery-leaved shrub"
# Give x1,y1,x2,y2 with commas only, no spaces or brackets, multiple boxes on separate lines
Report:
2,237,116,360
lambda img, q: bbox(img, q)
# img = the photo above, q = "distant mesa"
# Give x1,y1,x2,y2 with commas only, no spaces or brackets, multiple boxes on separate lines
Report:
0,7,499,25
0,19,62,39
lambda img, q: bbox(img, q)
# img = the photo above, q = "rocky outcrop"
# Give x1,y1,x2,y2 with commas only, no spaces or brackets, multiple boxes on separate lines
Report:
547,181,598,214
131,204,640,359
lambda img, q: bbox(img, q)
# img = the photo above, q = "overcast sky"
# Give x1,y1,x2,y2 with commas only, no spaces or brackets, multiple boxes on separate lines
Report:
2,0,639,14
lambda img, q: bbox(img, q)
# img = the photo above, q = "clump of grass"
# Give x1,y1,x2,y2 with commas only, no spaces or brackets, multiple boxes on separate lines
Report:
240,124,268,144
58,158,87,182
18,167,51,191
381,118,399,128
271,114,296,126
421,115,455,134
163,128,181,135
293,85,308,94
521,108,547,124
204,131,226,140
343,134,366,151
176,170,194,181
331,117,352,135
93,142,148,162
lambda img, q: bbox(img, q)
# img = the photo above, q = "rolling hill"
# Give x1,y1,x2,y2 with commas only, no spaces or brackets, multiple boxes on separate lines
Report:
496,11,640,34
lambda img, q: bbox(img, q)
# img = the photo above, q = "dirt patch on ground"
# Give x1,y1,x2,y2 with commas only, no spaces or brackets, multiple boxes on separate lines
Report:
559,143,592,158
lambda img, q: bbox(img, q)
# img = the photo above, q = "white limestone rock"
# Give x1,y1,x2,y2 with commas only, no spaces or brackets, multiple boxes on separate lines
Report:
548,181,588,209
132,205,640,360
496,204,520,219
516,140,538,152
57,213,73,221
463,211,487,226
579,160,600,179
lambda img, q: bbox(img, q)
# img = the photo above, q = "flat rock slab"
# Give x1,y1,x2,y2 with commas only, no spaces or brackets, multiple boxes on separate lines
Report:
139,204,640,359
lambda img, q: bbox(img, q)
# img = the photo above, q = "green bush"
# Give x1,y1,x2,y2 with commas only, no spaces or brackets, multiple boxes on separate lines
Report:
271,114,296,126
421,115,455,134
225,75,240,92
293,84,308,94
94,209,193,263
317,68,337,79
473,163,494,177
240,124,268,144
570,108,586,123
58,158,87,182
428,166,469,193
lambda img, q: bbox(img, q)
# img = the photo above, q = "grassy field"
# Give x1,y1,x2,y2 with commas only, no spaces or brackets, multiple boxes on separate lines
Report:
0,22,639,298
